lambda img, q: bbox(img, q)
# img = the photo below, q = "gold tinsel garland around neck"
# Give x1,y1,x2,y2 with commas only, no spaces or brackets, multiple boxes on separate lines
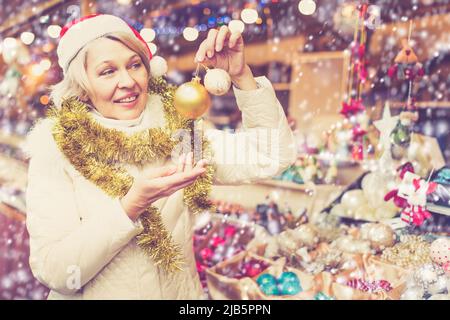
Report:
48,77,215,274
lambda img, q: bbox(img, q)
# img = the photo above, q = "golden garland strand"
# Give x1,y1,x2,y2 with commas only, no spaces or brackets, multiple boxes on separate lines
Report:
48,77,215,274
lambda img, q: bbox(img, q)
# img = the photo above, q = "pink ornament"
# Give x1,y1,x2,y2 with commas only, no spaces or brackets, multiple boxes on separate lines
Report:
443,262,450,273
210,236,225,248
196,261,206,273
200,247,213,261
430,238,450,266
224,226,237,238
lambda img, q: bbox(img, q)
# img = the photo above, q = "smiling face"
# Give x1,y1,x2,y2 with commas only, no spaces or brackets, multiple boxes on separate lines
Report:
85,37,149,120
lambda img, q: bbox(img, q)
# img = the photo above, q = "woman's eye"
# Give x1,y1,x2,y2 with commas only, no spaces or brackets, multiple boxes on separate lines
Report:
100,69,114,76
131,62,142,69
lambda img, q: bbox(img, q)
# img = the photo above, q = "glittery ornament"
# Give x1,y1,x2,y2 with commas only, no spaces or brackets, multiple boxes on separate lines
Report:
257,273,277,286
360,223,396,251
430,238,450,266
381,235,431,268
173,76,211,119
413,264,445,291
277,272,302,295
314,292,334,300
390,120,411,147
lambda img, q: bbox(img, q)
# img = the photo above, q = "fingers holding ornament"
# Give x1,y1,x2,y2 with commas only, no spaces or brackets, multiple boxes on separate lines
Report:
195,28,219,63
215,25,230,52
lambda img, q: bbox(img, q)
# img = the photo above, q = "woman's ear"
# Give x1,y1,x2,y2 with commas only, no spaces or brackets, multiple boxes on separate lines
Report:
79,92,90,102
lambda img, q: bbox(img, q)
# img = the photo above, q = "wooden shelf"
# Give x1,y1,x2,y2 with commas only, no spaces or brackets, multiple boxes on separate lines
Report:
258,179,312,191
272,83,291,91
0,131,24,148
390,101,450,109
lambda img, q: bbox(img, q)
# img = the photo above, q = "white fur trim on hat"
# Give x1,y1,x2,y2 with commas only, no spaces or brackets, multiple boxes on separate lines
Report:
57,14,149,73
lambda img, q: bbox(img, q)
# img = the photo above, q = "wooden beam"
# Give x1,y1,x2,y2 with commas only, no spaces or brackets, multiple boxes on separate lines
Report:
0,0,66,35
167,35,306,71
81,0,97,16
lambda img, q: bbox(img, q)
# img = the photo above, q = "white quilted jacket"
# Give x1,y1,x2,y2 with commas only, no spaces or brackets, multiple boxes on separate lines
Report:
24,76,296,299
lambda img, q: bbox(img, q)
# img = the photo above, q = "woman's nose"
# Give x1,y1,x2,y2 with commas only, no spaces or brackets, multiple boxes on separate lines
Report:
117,70,136,88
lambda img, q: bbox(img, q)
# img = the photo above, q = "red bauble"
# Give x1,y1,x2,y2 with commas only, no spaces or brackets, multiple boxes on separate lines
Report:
210,236,225,248
200,247,213,261
224,226,237,238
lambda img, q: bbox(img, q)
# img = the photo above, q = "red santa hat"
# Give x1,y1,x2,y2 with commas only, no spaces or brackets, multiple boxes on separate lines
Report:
57,14,167,77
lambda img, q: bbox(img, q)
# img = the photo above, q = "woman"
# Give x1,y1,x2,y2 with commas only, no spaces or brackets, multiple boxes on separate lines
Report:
25,14,296,299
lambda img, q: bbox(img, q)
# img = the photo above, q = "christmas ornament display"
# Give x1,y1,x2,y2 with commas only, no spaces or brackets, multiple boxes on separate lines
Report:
400,263,449,299
430,238,450,267
330,172,399,222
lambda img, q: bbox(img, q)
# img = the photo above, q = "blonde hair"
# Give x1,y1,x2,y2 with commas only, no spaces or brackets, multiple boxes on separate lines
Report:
50,31,151,108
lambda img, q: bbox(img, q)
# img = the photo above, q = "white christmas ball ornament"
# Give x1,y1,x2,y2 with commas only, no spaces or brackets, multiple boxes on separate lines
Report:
149,56,168,78
430,238,450,266
354,204,375,221
341,189,367,211
330,203,347,217
204,68,231,96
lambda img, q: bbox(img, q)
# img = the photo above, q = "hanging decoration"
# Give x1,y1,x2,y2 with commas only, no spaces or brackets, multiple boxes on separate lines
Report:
340,2,370,161
388,21,423,148
394,170,437,226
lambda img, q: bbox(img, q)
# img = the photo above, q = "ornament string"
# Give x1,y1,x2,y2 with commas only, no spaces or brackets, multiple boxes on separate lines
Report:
346,8,360,103
357,4,367,101
406,20,414,111
190,63,210,162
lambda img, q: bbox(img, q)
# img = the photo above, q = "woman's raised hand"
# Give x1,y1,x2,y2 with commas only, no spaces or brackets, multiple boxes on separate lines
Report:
194,26,257,90
120,152,208,221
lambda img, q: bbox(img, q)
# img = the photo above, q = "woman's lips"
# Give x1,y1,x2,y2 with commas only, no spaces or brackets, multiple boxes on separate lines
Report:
114,94,139,108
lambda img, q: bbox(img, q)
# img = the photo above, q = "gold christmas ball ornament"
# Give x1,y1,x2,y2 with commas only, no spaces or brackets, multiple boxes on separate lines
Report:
173,76,211,119
360,223,396,251
204,68,232,96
